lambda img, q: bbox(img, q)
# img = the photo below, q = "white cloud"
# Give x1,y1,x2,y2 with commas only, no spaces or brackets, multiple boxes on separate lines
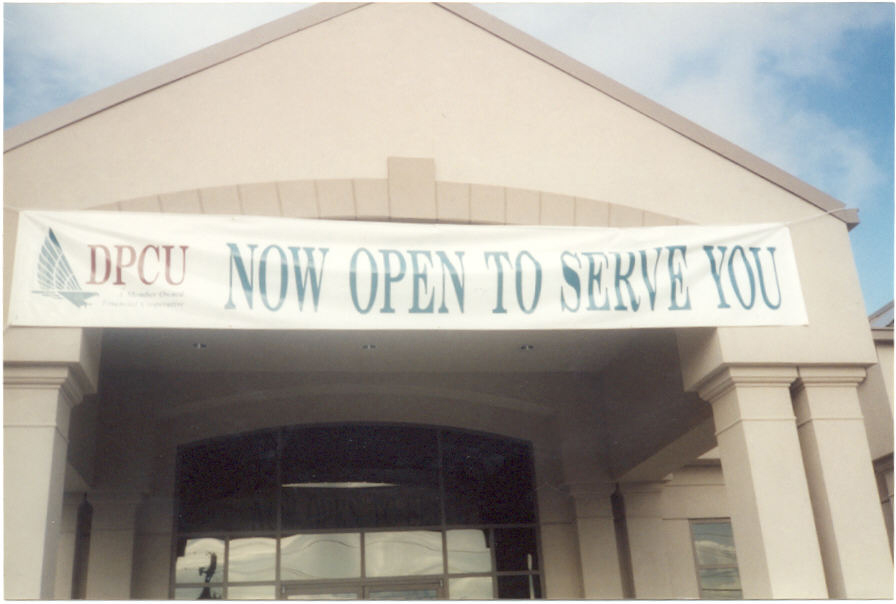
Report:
481,3,891,210
4,3,304,125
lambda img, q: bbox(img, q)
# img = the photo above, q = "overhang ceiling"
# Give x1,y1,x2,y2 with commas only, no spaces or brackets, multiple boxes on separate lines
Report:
100,327,665,374
96,327,711,479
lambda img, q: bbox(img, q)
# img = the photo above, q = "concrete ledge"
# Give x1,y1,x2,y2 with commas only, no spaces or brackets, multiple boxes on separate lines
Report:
4,327,102,394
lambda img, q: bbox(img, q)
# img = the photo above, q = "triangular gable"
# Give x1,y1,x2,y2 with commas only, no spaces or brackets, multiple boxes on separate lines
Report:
4,2,854,228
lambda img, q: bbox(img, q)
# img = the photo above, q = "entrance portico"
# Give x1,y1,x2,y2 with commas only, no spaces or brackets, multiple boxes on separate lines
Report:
6,316,892,599
4,3,892,599
5,162,892,600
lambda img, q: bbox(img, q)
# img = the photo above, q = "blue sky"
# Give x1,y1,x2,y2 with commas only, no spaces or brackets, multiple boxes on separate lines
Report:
4,2,893,313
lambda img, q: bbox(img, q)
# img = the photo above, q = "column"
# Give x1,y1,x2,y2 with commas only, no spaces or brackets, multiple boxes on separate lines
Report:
619,481,670,598
792,366,894,598
131,496,175,599
533,447,585,599
874,458,894,554
4,364,93,599
569,483,625,598
85,491,142,600
698,366,828,599
53,493,82,599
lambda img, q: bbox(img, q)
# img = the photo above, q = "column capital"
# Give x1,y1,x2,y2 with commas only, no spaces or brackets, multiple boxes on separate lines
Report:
567,482,617,520
617,479,670,495
86,489,144,506
793,365,867,392
697,365,798,403
63,492,88,506
792,367,867,430
86,491,143,531
4,327,101,393
565,480,617,502
4,364,94,408
618,479,669,518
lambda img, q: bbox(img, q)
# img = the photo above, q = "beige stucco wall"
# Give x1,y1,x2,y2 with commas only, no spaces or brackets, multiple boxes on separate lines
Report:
873,333,894,415
878,338,894,409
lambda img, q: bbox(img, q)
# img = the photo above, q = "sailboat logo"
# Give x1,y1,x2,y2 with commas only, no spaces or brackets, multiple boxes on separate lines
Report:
33,229,98,307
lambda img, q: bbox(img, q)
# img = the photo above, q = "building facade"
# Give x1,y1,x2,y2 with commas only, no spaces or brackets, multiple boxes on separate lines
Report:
3,3,893,599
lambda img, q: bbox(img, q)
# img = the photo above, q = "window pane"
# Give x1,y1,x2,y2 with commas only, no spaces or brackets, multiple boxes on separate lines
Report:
493,527,538,572
280,533,361,580
701,588,743,600
286,590,360,600
496,574,541,599
447,529,492,573
698,567,742,593
442,431,535,525
175,585,223,599
228,536,276,582
177,431,278,532
449,577,494,600
366,586,441,599
227,584,275,599
691,521,738,566
281,425,440,529
175,537,224,584
281,483,441,530
365,531,444,577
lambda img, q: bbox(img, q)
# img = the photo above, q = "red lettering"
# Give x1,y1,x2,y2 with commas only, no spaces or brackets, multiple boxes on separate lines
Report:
87,245,111,284
88,243,186,286
138,245,160,285
114,245,136,285
164,245,189,285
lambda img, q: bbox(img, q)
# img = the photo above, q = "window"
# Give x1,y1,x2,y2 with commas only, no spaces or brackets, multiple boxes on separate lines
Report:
689,519,742,599
173,424,541,599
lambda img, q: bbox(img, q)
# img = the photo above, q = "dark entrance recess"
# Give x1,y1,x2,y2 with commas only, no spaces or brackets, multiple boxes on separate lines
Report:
172,424,542,599
71,496,93,599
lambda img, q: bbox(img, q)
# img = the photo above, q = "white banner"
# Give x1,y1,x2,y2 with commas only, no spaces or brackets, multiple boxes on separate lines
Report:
9,211,807,329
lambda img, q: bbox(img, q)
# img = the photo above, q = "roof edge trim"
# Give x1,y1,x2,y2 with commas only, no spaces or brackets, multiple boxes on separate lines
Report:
872,328,894,343
3,2,368,152
436,3,856,229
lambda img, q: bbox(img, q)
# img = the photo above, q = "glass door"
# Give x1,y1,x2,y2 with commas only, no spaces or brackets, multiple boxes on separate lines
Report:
284,584,361,599
175,425,542,600
364,581,443,599
283,579,443,600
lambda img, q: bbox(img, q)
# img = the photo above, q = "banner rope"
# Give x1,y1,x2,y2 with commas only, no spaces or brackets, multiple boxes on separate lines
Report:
783,206,857,227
